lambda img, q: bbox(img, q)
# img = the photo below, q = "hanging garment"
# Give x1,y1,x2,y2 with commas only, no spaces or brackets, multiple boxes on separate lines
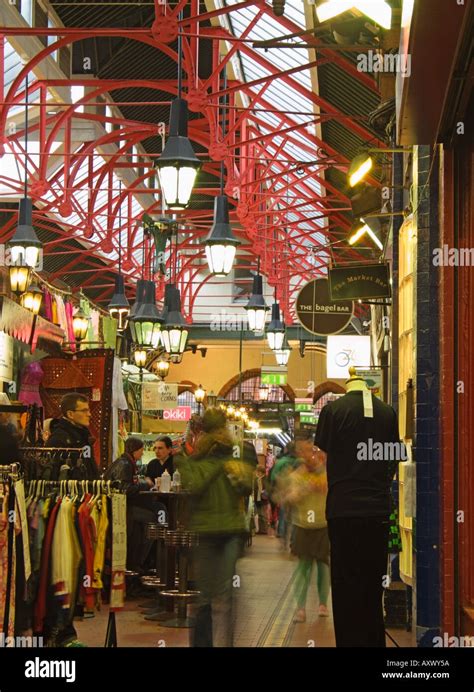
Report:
111,357,128,461
92,495,109,592
43,291,53,322
51,497,82,613
0,483,10,634
55,296,69,337
34,498,62,633
18,362,45,407
65,301,75,346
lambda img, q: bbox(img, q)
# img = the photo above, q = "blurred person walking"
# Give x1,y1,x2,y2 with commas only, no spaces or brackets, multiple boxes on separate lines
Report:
176,408,255,647
283,431,330,623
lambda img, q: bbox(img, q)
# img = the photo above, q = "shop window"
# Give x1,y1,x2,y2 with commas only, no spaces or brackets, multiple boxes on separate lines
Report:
177,390,199,413
226,375,288,403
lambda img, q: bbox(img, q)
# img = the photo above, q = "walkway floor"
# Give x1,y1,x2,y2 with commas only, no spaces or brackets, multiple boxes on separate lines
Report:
75,535,415,647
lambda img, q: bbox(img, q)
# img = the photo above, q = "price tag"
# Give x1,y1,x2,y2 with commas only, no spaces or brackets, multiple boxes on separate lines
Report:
363,389,373,418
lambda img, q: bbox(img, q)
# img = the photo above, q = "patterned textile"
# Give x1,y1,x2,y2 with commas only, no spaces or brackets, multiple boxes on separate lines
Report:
39,349,115,470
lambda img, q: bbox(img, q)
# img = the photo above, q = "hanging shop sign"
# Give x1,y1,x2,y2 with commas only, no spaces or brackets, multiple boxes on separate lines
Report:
261,366,287,386
295,398,316,424
294,398,314,412
295,279,353,336
328,263,391,301
163,406,192,421
142,382,178,410
326,335,371,379
355,368,383,399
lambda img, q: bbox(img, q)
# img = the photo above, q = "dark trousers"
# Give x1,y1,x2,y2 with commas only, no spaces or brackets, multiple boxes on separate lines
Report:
327,516,389,647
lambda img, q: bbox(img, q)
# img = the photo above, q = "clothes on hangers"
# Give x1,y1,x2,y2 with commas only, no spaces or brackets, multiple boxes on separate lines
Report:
18,362,45,407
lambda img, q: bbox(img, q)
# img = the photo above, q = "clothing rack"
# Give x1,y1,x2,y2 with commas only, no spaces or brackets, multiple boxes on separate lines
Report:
25,479,123,495
0,464,20,481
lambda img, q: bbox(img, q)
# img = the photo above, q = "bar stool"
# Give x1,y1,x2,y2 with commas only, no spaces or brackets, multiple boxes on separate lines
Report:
158,528,200,628
139,523,168,609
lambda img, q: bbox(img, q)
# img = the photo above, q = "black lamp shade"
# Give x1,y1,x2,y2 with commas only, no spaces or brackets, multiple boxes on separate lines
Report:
267,302,285,351
275,335,292,366
7,198,42,268
161,286,189,355
205,196,240,276
156,98,201,210
108,274,130,331
245,274,269,331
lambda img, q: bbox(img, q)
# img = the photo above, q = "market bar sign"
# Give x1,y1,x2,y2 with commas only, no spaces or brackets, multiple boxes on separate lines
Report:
328,263,391,301
295,279,353,336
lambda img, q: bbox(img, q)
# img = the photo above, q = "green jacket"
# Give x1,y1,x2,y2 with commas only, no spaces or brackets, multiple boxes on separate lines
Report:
176,430,254,534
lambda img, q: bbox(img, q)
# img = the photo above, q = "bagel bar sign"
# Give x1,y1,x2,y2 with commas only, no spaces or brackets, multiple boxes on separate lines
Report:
295,279,354,336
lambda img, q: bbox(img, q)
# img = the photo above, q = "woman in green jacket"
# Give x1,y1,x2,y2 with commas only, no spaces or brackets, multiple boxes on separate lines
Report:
176,408,255,647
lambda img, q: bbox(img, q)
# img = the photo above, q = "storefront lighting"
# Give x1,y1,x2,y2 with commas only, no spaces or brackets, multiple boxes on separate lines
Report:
129,280,163,348
259,384,270,401
266,302,285,351
245,274,269,332
316,0,392,30
107,274,130,332
227,405,236,419
72,307,90,343
349,219,383,251
20,282,42,315
348,152,373,187
161,286,189,355
156,359,170,380
205,196,240,276
134,349,147,369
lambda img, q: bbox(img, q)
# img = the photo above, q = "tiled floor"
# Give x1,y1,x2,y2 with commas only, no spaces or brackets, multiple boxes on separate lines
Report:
75,535,415,648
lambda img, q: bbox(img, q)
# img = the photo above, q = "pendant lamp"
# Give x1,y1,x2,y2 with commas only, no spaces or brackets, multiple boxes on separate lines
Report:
129,278,147,342
245,274,269,332
275,335,292,366
129,280,163,348
266,302,285,351
161,285,189,355
205,196,240,276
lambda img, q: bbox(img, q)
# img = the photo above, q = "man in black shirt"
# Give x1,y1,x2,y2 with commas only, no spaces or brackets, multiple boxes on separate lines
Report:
314,386,402,647
48,393,99,480
145,436,174,485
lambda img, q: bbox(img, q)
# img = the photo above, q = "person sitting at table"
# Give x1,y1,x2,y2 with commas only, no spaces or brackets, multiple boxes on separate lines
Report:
145,436,174,486
105,437,159,572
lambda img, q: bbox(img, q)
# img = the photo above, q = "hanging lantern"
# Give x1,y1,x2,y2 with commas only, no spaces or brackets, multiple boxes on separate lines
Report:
245,274,269,331
73,307,89,343
129,280,163,348
9,264,31,295
205,196,240,276
133,349,147,368
275,335,292,366
129,278,147,342
156,359,170,380
161,285,189,356
20,282,42,315
156,99,201,210
108,274,130,332
7,198,42,269
266,302,285,351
